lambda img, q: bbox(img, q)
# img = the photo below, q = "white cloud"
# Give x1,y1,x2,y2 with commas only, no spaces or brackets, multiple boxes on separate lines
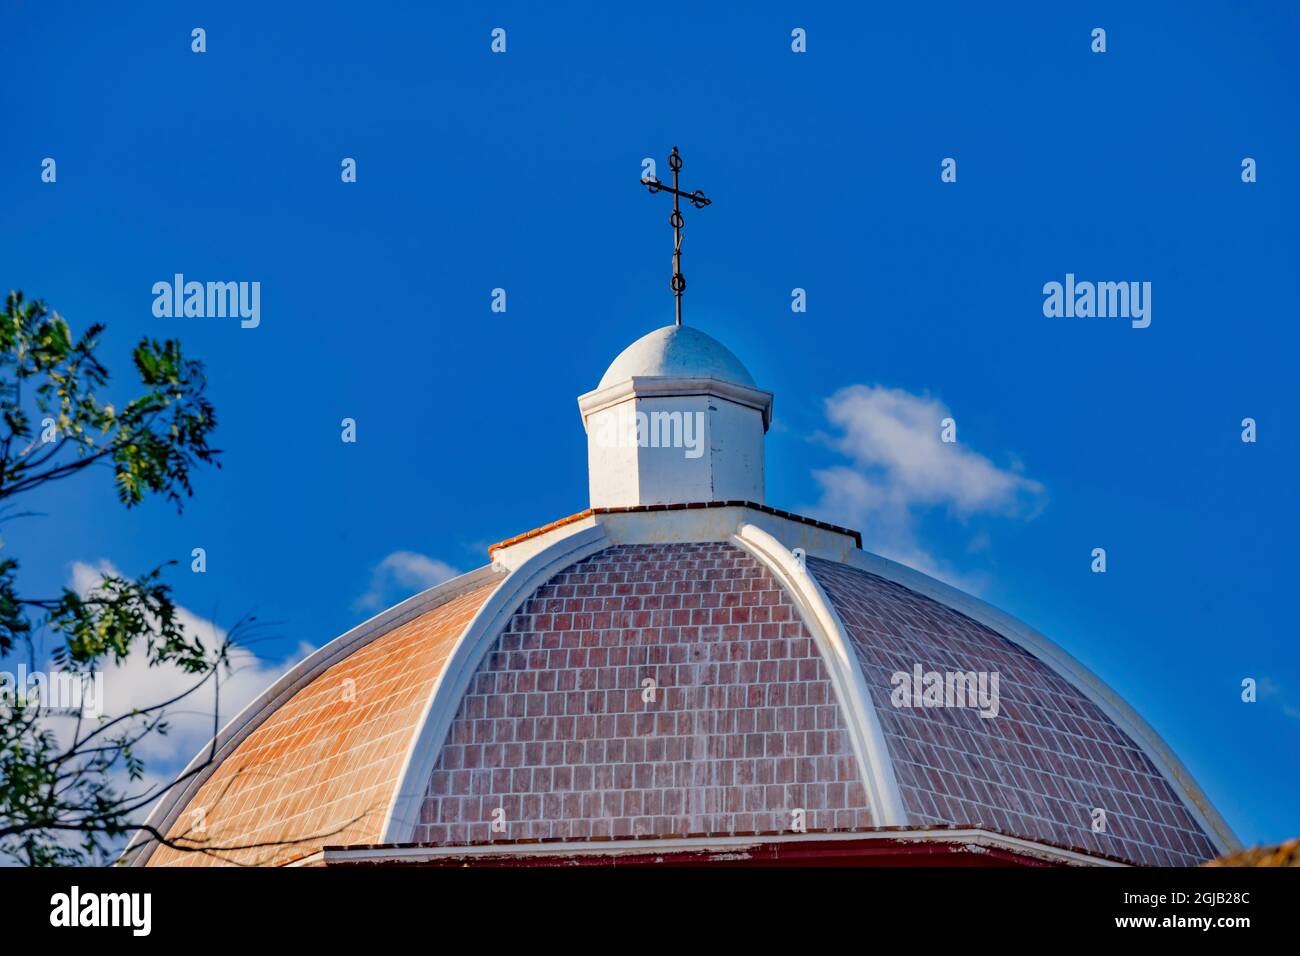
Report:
354,550,459,612
45,560,303,805
0,560,306,860
808,385,1045,590
1260,677,1300,722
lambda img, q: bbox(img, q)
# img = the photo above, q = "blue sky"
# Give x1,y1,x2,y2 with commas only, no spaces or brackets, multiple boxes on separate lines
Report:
2,2,1296,847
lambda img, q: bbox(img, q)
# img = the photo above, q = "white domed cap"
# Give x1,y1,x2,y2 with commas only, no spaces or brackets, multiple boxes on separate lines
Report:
580,323,773,508
598,325,756,390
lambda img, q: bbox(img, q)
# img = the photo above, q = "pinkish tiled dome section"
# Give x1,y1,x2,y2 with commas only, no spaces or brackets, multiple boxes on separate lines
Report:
415,542,873,843
808,557,1219,866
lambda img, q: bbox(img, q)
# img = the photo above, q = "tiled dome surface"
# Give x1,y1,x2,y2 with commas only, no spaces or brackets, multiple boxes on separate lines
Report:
147,582,496,867
809,557,1218,866
144,540,1222,867
410,545,1219,864
416,542,872,843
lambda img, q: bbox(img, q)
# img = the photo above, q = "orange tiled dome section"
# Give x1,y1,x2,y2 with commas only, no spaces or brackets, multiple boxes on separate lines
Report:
148,581,496,867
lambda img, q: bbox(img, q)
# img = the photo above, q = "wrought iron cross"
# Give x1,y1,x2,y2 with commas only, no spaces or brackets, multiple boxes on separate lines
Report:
642,146,711,326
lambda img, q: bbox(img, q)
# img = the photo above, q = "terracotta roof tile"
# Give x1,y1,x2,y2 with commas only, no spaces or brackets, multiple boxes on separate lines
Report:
1205,838,1300,867
147,582,495,867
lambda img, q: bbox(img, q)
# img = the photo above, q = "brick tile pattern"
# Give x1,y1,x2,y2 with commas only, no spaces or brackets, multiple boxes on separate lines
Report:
148,582,496,867
416,542,873,844
809,557,1218,866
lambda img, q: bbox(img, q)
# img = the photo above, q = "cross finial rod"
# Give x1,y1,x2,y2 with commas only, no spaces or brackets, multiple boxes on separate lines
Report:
641,146,711,326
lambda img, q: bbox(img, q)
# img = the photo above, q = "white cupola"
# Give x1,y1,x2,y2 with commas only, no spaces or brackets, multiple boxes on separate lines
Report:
577,325,773,508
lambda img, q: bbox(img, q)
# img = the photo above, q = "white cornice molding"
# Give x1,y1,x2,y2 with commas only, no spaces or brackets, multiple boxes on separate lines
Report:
121,564,502,867
577,375,774,431
379,525,613,843
732,522,909,827
489,504,858,571
844,549,1242,855
323,826,1121,867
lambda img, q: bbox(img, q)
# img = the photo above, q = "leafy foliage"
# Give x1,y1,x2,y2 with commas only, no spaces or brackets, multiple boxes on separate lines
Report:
0,291,227,865
0,291,219,509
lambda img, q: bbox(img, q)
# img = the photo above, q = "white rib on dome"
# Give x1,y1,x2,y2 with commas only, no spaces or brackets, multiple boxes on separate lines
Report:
598,325,756,389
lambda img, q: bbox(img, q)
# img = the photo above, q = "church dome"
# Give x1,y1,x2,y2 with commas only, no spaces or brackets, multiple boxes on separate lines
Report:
598,324,756,389
126,324,1239,870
